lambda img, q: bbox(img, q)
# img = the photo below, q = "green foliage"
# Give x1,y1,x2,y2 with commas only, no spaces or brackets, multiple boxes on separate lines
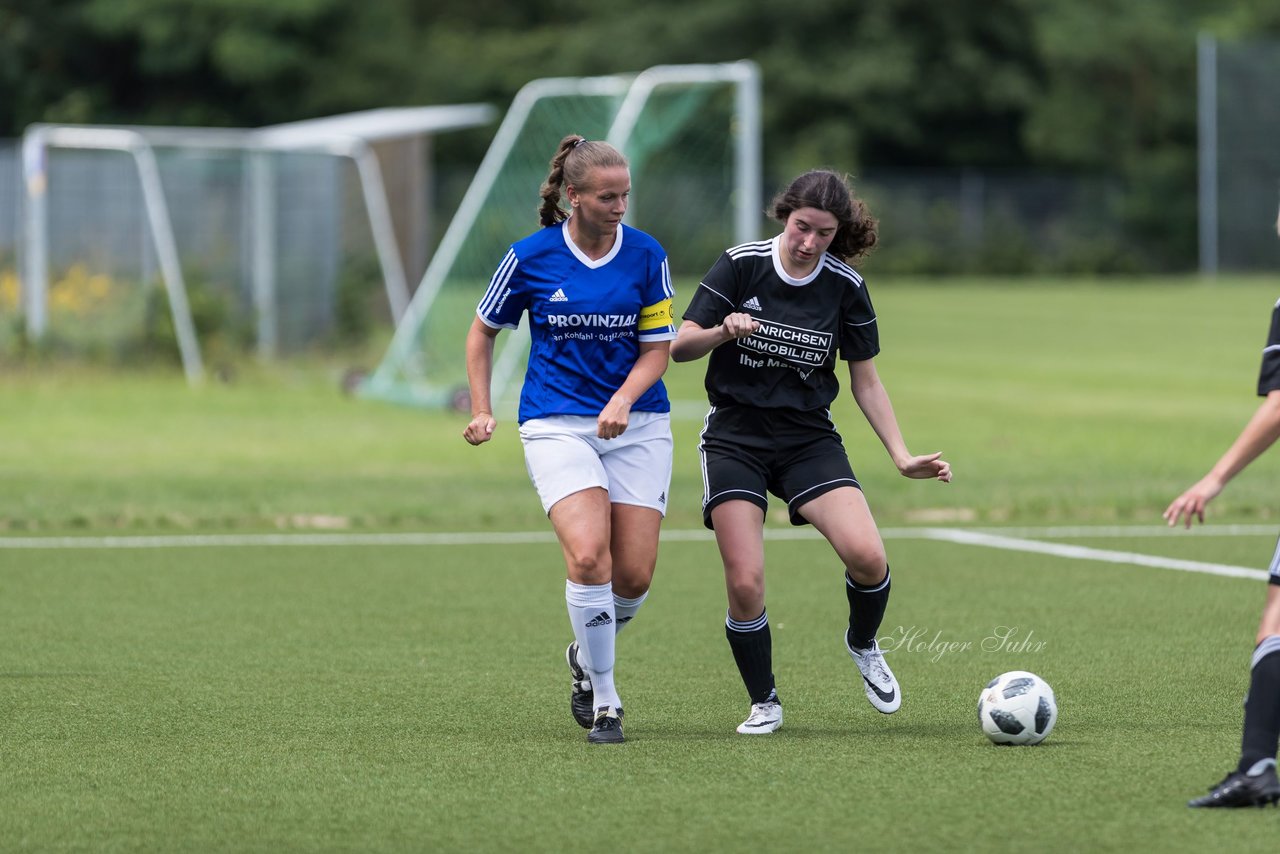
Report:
5,1,1280,273
134,274,250,368
333,255,382,345
3,275,1279,532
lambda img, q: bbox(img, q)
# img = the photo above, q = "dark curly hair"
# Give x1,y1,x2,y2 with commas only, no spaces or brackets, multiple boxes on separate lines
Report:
769,169,877,263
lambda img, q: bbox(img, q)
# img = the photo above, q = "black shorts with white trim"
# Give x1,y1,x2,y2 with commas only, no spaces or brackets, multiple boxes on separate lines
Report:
698,404,860,529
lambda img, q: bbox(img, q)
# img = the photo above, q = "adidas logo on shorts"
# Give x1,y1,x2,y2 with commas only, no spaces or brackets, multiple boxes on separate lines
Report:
743,296,762,311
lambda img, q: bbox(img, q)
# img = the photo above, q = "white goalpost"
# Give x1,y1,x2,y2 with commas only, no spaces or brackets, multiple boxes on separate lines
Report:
18,106,493,382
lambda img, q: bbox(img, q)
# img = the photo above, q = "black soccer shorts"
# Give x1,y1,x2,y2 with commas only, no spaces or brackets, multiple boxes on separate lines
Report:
697,403,861,530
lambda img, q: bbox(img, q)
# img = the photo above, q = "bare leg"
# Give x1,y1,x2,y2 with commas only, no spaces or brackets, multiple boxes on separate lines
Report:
797,486,886,585
549,487,613,585
712,500,767,621
798,486,901,713
550,488,621,714
608,502,663,599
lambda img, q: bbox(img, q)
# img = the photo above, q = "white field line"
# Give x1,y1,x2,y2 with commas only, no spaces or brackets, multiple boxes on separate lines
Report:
916,528,1269,582
0,525,1272,582
914,523,1280,539
0,531,559,549
0,523,1270,550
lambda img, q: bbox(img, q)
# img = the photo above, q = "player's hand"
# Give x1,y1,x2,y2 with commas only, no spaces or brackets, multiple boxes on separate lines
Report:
721,312,760,340
1163,477,1223,528
899,452,952,483
463,412,496,446
597,396,632,440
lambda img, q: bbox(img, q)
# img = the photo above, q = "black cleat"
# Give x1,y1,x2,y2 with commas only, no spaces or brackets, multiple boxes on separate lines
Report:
566,642,594,728
1188,766,1280,808
587,706,625,744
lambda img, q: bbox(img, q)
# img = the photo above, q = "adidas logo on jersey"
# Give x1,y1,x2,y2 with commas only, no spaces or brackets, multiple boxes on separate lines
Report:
743,296,763,311
585,611,613,628
549,288,569,302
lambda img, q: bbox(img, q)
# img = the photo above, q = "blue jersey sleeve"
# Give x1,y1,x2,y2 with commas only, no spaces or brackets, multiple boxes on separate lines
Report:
476,248,527,329
637,255,677,342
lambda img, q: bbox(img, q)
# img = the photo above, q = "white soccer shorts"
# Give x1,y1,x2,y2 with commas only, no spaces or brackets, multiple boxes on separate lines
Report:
519,411,673,516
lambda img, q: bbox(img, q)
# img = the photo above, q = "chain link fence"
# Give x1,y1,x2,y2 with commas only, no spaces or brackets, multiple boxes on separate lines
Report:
0,141,18,353
1201,36,1280,273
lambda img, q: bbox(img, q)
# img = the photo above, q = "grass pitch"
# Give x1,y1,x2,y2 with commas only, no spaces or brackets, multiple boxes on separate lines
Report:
2,532,1276,851
4,276,1280,850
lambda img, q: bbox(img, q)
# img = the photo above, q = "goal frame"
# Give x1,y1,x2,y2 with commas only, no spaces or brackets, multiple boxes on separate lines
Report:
360,60,762,410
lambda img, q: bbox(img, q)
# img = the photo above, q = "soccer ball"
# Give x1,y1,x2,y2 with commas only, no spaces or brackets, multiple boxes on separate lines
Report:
978,670,1057,745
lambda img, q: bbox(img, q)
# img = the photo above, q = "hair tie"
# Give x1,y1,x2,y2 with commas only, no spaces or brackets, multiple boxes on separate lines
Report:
573,138,588,148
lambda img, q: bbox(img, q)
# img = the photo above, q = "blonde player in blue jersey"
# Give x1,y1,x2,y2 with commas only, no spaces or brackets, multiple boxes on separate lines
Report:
671,169,951,735
463,134,676,745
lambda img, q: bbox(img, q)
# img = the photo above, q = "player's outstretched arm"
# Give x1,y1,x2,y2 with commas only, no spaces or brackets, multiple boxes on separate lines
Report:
847,358,952,483
1164,390,1280,527
670,315,759,363
463,317,500,446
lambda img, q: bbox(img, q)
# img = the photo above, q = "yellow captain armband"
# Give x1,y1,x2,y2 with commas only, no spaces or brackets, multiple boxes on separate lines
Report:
638,297,674,331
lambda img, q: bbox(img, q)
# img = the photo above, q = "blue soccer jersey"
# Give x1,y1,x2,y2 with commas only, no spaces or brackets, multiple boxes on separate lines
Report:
477,221,677,423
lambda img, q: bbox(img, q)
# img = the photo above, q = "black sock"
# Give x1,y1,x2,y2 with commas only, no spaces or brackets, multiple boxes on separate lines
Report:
1238,635,1280,774
726,609,775,704
845,566,890,650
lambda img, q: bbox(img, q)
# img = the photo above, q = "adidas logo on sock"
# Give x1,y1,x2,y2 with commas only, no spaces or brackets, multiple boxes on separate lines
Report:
585,611,613,628
743,296,762,311
549,288,569,302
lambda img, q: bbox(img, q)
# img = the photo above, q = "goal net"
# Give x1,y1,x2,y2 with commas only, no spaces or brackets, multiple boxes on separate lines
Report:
14,107,492,380
359,61,762,412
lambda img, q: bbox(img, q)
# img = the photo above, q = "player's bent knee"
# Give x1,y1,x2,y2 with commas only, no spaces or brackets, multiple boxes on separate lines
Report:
725,577,765,611
1256,587,1280,643
842,551,887,585
565,552,611,584
612,569,654,599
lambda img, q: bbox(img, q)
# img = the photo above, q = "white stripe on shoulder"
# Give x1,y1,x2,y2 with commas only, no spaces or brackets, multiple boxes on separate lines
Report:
1263,344,1280,354
661,258,674,299
726,239,773,259
822,255,864,287
697,281,736,307
479,249,518,316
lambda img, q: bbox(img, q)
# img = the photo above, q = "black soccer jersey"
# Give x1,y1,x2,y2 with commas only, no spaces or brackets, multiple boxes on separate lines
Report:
1258,298,1280,396
683,235,879,410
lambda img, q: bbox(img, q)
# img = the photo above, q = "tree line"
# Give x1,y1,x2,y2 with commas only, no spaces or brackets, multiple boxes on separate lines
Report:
4,0,1279,271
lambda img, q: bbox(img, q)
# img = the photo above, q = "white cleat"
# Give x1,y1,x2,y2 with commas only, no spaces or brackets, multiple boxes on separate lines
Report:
845,633,901,714
736,694,783,734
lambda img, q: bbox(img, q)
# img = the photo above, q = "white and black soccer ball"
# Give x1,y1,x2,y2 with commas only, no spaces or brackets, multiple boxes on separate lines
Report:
978,670,1057,745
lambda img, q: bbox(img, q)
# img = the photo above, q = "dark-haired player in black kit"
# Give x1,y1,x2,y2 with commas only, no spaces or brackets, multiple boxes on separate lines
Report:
1165,209,1280,807
671,169,951,734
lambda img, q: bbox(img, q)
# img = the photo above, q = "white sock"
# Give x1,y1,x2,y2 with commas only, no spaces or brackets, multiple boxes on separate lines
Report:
565,580,619,711
613,590,648,635
572,591,646,680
